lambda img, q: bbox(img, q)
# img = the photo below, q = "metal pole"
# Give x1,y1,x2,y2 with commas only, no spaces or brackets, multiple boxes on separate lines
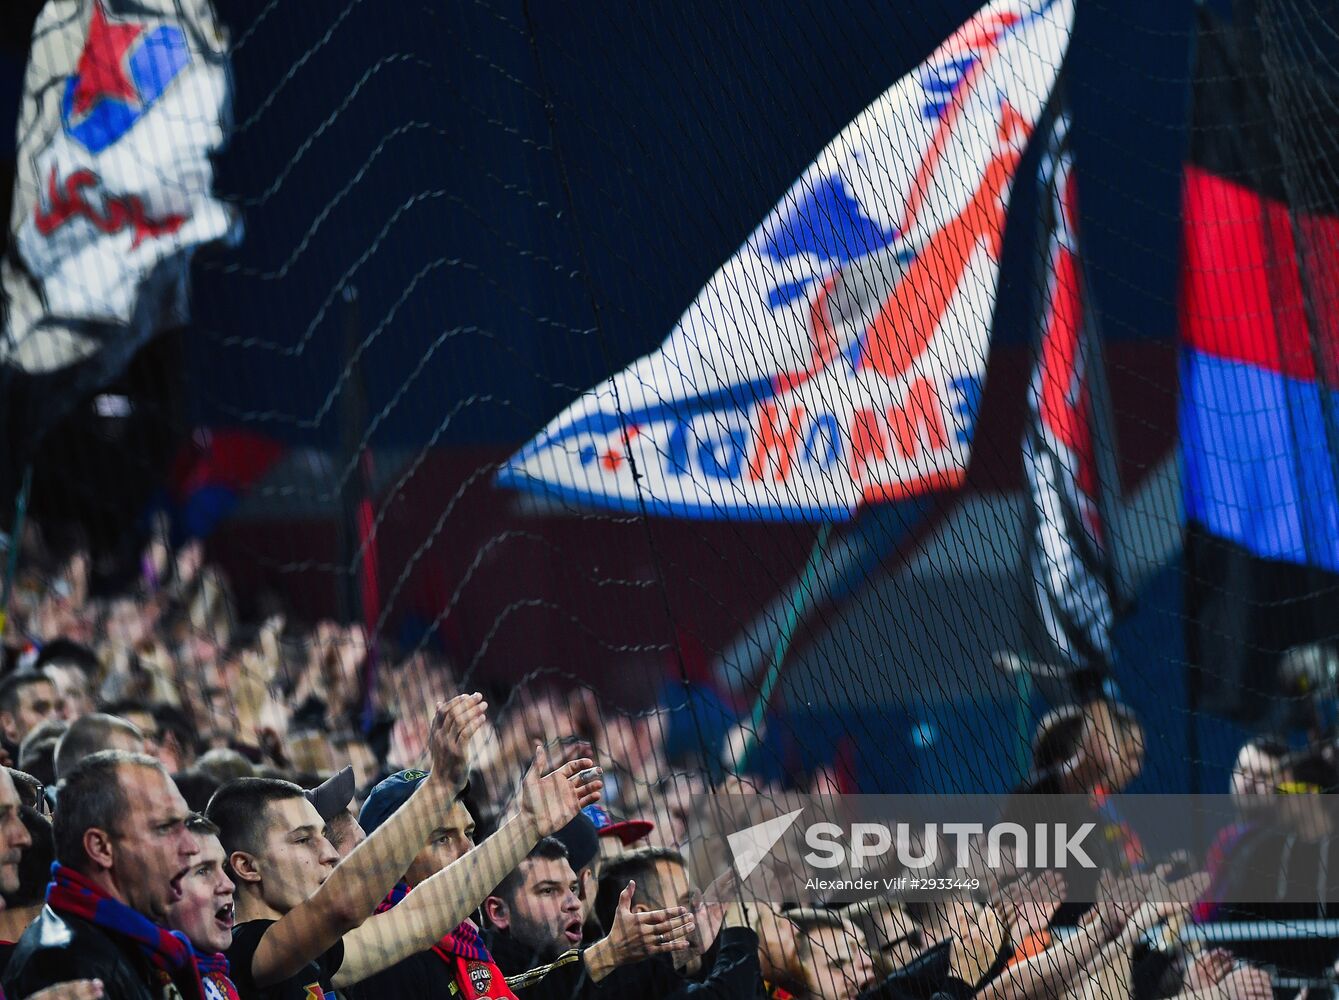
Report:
737,520,834,773
0,464,33,639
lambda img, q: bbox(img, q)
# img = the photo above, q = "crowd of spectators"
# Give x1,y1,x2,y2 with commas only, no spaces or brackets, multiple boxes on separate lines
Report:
0,528,1324,1000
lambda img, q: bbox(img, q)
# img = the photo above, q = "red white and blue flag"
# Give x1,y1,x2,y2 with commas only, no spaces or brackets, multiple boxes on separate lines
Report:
500,0,1074,520
1,0,237,451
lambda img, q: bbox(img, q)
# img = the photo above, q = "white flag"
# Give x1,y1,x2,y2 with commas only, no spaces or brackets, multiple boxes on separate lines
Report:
501,0,1073,520
2,0,238,383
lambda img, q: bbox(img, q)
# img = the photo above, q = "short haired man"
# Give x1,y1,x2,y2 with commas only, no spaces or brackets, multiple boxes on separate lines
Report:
0,673,65,755
0,770,34,903
356,772,694,999
594,847,762,999
18,721,66,788
3,751,206,1000
786,910,875,1000
165,815,240,1000
54,715,145,782
551,812,601,941
35,640,100,722
0,803,55,951
483,838,584,970
207,695,602,1000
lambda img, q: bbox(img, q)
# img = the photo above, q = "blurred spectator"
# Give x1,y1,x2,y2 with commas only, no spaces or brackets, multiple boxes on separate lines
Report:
751,903,806,998
330,731,377,791
17,720,65,788
1198,747,1339,985
34,639,99,720
1195,736,1291,924
173,769,222,814
595,846,761,999
843,900,925,979
584,803,653,868
0,672,65,758
0,805,54,948
153,703,199,773
1230,736,1289,804
52,713,144,781
5,769,46,818
787,910,876,1000
196,747,256,785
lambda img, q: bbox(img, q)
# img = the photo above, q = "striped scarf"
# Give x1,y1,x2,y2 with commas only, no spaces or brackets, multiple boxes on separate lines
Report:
193,948,240,1000
377,882,516,999
46,864,205,1000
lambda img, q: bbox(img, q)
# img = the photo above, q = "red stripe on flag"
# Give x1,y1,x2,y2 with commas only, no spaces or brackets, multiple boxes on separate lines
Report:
1180,165,1339,383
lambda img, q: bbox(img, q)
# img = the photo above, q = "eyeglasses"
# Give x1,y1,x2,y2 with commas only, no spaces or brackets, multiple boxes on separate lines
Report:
1277,781,1324,795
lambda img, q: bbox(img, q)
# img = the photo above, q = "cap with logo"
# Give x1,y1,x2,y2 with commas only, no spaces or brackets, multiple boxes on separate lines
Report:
359,768,432,834
582,804,653,846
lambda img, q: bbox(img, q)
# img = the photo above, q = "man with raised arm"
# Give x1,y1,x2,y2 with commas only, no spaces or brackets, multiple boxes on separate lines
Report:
352,771,694,999
205,694,603,1000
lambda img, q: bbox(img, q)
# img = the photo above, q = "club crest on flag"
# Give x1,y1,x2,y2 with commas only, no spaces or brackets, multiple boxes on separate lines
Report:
60,2,192,154
499,0,1074,521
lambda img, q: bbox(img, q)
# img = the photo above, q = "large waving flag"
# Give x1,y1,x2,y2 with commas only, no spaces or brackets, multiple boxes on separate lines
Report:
500,0,1075,520
0,0,238,463
1180,2,1339,726
1022,108,1118,687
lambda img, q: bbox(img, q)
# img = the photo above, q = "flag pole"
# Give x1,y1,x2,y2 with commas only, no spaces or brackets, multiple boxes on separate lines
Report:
0,464,33,639
736,520,834,773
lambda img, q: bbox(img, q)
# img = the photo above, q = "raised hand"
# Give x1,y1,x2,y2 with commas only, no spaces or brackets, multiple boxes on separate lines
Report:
688,866,738,958
999,870,1066,943
518,743,603,836
1187,949,1234,991
606,881,696,961
1218,965,1273,1000
427,693,489,793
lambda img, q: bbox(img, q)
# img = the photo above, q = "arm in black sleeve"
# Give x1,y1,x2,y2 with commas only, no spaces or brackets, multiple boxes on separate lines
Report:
677,927,763,1000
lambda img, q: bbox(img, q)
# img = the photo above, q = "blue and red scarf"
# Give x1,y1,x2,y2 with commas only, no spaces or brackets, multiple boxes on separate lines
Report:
193,947,240,1000
46,864,206,1000
377,881,516,999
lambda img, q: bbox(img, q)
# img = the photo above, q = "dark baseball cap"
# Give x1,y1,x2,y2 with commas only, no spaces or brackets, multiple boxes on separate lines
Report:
583,804,653,846
304,765,355,824
359,768,431,834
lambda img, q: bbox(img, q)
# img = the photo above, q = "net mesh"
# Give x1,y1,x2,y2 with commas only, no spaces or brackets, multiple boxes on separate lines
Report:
3,0,1339,995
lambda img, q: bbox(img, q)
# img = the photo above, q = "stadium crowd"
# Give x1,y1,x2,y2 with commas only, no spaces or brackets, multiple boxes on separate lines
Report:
0,530,1318,1000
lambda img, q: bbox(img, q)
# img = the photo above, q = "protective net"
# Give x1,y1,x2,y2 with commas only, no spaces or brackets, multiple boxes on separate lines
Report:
2,0,1339,997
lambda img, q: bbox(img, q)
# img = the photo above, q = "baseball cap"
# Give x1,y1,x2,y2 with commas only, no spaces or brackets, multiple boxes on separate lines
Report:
582,804,653,846
551,811,600,871
359,769,431,834
304,765,355,824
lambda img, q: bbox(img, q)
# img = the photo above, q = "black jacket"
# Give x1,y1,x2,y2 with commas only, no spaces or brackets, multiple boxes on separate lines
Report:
485,925,763,1000
595,928,764,1000
3,904,187,1000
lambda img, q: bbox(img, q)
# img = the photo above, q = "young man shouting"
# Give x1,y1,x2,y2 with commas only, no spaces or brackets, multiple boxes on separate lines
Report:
165,815,240,1000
